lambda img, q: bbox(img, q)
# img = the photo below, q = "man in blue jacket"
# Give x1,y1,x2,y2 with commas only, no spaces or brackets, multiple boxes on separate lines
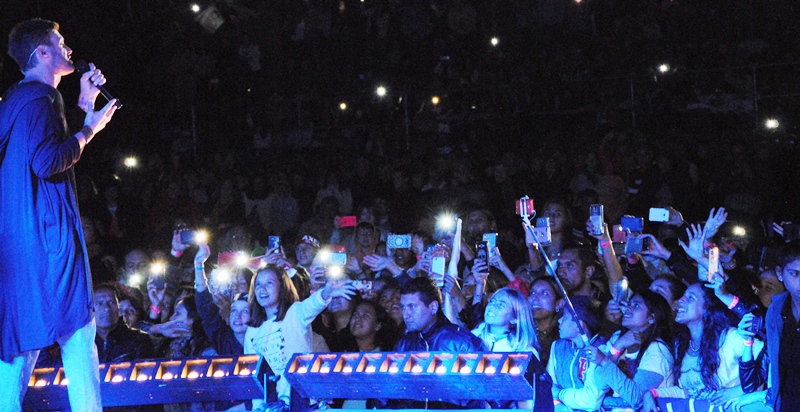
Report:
0,18,118,412
768,243,800,411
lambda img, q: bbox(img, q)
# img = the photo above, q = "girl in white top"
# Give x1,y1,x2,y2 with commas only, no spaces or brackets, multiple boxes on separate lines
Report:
244,264,355,409
642,283,763,411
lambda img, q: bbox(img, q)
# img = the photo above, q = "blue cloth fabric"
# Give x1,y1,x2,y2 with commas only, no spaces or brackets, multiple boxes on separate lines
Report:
766,291,788,411
0,81,92,362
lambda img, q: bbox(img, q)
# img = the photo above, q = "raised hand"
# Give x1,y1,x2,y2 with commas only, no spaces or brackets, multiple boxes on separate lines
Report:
679,223,707,263
703,207,728,239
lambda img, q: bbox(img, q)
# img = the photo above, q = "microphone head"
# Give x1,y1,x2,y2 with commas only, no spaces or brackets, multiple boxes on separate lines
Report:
73,60,90,74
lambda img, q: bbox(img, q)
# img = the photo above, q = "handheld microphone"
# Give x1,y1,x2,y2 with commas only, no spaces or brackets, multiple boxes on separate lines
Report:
74,60,122,108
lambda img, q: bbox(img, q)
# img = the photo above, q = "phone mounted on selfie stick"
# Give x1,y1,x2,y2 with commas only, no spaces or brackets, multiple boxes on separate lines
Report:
517,196,591,346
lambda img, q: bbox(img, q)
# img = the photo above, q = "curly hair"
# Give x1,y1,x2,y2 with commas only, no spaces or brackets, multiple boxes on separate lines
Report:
672,284,733,391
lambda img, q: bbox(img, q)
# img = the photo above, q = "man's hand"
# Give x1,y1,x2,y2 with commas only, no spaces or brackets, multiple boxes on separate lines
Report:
83,98,118,137
78,63,104,111
679,223,707,263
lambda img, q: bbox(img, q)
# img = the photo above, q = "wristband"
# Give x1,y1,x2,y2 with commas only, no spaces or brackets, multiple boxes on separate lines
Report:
743,339,754,346
600,241,612,249
80,125,94,141
150,305,161,315
727,295,739,310
650,389,659,399
171,249,183,258
608,345,622,357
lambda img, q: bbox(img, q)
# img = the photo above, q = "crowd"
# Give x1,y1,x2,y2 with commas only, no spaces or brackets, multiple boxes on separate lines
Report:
37,152,800,412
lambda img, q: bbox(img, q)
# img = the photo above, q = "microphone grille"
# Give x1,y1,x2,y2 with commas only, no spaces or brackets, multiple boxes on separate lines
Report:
73,60,90,74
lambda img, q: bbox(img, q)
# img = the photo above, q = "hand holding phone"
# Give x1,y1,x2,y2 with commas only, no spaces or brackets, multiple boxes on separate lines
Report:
589,204,604,236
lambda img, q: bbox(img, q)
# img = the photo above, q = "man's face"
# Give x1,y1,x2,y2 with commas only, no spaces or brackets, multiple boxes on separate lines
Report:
777,259,800,302
467,211,492,239
356,228,374,248
295,243,317,267
94,290,120,330
124,250,148,276
41,31,73,76
401,292,437,332
556,249,589,293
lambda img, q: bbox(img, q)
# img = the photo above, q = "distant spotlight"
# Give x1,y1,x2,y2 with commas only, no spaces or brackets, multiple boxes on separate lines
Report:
376,86,387,97
339,102,347,110
124,157,138,168
765,118,780,129
431,96,440,105
657,64,670,73
732,226,746,237
490,37,499,47
190,3,201,13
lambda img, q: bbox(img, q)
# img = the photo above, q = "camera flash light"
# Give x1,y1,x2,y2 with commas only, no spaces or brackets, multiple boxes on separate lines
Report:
657,64,670,73
194,230,209,244
150,261,166,275
213,268,232,285
124,157,138,168
732,226,746,237
436,213,456,232
190,3,201,13
234,252,250,268
327,265,344,278
431,96,440,105
128,273,143,287
376,86,387,97
490,37,499,46
339,102,347,110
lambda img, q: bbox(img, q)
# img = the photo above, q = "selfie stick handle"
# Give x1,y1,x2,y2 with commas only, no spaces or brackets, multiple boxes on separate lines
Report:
521,213,590,345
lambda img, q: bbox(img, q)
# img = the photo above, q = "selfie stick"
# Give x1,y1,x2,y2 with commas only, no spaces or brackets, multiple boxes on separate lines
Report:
519,202,591,346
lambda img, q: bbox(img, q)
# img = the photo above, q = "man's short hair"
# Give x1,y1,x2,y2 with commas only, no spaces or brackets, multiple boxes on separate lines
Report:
8,18,58,72
94,283,120,302
779,241,800,269
400,276,442,306
355,221,376,234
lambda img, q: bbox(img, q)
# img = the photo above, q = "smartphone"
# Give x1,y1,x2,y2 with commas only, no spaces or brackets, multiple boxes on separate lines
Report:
431,256,446,288
268,236,281,250
180,230,196,245
612,224,627,243
748,315,763,335
353,279,373,293
708,246,719,282
515,196,534,217
624,236,650,255
533,217,552,245
329,252,348,266
649,208,670,223
590,204,604,235
620,216,644,233
482,233,498,250
338,216,357,228
475,242,489,262
387,234,412,250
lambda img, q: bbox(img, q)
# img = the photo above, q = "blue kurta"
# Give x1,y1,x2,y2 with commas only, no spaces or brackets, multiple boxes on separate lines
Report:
0,80,93,362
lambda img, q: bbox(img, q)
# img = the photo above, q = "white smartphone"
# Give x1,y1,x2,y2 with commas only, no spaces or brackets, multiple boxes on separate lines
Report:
649,208,670,222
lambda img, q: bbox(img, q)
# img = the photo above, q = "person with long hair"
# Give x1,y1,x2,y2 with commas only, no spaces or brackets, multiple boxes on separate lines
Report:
244,264,355,409
529,277,562,367
642,283,764,411
584,290,675,410
472,287,547,409
472,287,540,356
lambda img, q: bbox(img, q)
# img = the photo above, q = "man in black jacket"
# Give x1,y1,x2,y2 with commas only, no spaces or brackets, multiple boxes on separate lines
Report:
94,284,154,363
387,277,486,409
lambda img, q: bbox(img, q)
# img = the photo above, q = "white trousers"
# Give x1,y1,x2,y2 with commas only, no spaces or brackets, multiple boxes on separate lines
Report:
0,319,101,412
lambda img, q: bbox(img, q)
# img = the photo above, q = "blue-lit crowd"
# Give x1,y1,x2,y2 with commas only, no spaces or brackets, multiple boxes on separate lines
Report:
46,158,799,411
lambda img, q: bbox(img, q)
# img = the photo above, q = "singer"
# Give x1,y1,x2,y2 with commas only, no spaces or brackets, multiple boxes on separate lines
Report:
0,19,118,412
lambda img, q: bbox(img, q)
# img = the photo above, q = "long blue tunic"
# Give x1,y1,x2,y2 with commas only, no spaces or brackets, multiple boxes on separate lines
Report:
0,80,93,362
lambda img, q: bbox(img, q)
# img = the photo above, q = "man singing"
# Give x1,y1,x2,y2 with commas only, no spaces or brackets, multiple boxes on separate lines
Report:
0,18,118,411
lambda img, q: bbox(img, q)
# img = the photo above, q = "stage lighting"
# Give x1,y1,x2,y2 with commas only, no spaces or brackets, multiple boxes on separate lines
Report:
765,118,779,129
376,86,387,97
